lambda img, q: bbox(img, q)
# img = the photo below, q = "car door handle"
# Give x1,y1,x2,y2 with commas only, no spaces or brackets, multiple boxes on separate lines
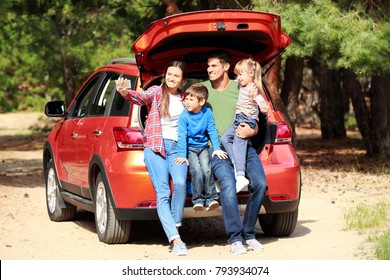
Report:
71,133,78,138
92,130,102,136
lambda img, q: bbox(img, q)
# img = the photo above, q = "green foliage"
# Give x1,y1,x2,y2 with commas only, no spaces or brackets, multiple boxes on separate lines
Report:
344,201,390,259
344,113,358,131
1,0,390,111
0,92,13,112
253,0,390,76
344,202,389,232
338,21,390,76
19,95,47,112
0,0,152,112
375,231,390,260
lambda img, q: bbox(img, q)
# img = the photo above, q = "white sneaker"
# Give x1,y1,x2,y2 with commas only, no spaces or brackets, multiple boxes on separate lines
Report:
244,239,264,250
236,176,249,193
206,200,219,211
171,242,188,256
193,203,204,211
230,241,247,255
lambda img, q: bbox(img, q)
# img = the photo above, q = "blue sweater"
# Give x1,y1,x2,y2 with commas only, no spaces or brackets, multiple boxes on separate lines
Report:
177,106,221,158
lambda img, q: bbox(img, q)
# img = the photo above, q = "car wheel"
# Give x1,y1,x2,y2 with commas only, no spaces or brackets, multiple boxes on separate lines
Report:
45,159,76,221
94,173,131,244
259,209,298,237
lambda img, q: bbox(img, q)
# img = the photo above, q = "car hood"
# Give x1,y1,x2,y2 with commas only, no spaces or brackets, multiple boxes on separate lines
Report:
132,9,292,86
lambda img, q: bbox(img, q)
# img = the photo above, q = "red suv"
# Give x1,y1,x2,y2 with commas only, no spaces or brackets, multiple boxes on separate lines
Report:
43,9,301,244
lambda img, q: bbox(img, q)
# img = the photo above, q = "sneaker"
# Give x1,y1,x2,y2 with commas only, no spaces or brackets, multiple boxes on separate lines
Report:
171,242,188,256
193,203,204,211
245,239,264,250
236,176,249,193
230,241,247,255
206,200,219,211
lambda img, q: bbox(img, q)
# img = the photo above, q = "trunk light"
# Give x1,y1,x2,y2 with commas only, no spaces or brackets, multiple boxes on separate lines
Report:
275,122,292,143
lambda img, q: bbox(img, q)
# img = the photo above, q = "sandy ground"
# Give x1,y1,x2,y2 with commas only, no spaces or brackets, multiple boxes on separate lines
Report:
0,112,388,261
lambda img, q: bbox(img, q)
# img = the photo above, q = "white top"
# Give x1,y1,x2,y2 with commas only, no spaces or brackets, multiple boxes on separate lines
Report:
161,93,184,141
235,84,265,121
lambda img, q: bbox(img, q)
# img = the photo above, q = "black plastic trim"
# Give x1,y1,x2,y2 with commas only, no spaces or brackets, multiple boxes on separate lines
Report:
116,208,159,220
262,197,299,214
61,191,94,212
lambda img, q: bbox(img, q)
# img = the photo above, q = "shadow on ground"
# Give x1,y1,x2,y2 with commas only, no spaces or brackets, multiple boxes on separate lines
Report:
296,134,389,174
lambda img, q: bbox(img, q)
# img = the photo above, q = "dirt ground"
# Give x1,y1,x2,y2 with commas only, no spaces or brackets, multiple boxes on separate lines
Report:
0,112,389,261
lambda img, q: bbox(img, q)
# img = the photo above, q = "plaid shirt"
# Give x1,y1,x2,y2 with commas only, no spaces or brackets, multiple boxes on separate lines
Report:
124,85,184,157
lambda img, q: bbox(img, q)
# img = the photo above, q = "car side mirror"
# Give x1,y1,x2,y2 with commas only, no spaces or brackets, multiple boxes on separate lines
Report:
45,101,66,117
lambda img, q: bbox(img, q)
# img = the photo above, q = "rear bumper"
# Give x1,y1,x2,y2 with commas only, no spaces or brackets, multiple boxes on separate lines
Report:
115,198,299,221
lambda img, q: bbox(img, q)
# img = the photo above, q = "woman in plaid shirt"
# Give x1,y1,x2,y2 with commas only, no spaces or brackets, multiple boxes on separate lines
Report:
116,61,189,256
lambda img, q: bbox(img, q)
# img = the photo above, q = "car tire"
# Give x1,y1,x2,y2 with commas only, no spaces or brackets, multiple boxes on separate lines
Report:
94,173,131,244
259,209,298,237
45,159,76,221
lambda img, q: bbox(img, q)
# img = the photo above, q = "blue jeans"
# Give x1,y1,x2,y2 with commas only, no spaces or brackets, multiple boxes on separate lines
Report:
144,139,188,243
210,144,267,244
221,113,257,177
188,146,218,207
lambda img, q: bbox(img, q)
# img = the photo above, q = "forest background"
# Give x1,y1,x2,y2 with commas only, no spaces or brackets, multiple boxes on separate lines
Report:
0,0,389,159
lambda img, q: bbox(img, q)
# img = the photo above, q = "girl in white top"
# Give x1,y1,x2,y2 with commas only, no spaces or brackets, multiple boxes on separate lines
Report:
221,58,270,193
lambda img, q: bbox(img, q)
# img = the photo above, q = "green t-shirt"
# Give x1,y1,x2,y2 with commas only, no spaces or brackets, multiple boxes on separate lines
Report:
202,79,239,137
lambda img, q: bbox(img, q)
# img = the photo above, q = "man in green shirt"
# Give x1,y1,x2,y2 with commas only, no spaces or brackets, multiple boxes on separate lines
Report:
203,50,267,255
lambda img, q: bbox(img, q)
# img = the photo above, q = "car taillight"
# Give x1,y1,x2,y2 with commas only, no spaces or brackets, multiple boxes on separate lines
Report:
269,194,292,201
274,122,292,144
113,127,144,150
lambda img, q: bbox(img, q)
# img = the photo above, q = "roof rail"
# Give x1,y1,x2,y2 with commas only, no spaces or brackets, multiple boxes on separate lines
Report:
108,57,136,64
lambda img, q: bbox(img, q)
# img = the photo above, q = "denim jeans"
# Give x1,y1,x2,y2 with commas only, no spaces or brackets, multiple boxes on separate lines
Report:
210,144,266,244
221,113,258,177
144,139,188,243
188,146,218,207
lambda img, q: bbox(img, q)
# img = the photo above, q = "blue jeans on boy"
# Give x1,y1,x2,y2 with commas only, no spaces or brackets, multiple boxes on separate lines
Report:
188,146,218,207
221,113,257,177
210,144,267,244
144,139,188,243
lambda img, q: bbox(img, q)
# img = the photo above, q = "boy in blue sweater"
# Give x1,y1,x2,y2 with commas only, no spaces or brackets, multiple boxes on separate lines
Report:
175,84,227,211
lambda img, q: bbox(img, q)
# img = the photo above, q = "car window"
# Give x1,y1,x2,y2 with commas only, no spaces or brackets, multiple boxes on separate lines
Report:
77,91,93,117
108,73,137,117
69,74,102,118
89,75,116,116
68,71,138,119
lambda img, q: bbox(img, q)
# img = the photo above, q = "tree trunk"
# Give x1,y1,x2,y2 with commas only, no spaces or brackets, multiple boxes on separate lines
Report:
341,69,373,156
264,59,295,145
280,56,304,133
370,74,390,159
317,65,347,139
60,47,76,107
265,59,280,106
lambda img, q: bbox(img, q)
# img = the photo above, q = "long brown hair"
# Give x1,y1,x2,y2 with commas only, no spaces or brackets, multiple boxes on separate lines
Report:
160,60,187,118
